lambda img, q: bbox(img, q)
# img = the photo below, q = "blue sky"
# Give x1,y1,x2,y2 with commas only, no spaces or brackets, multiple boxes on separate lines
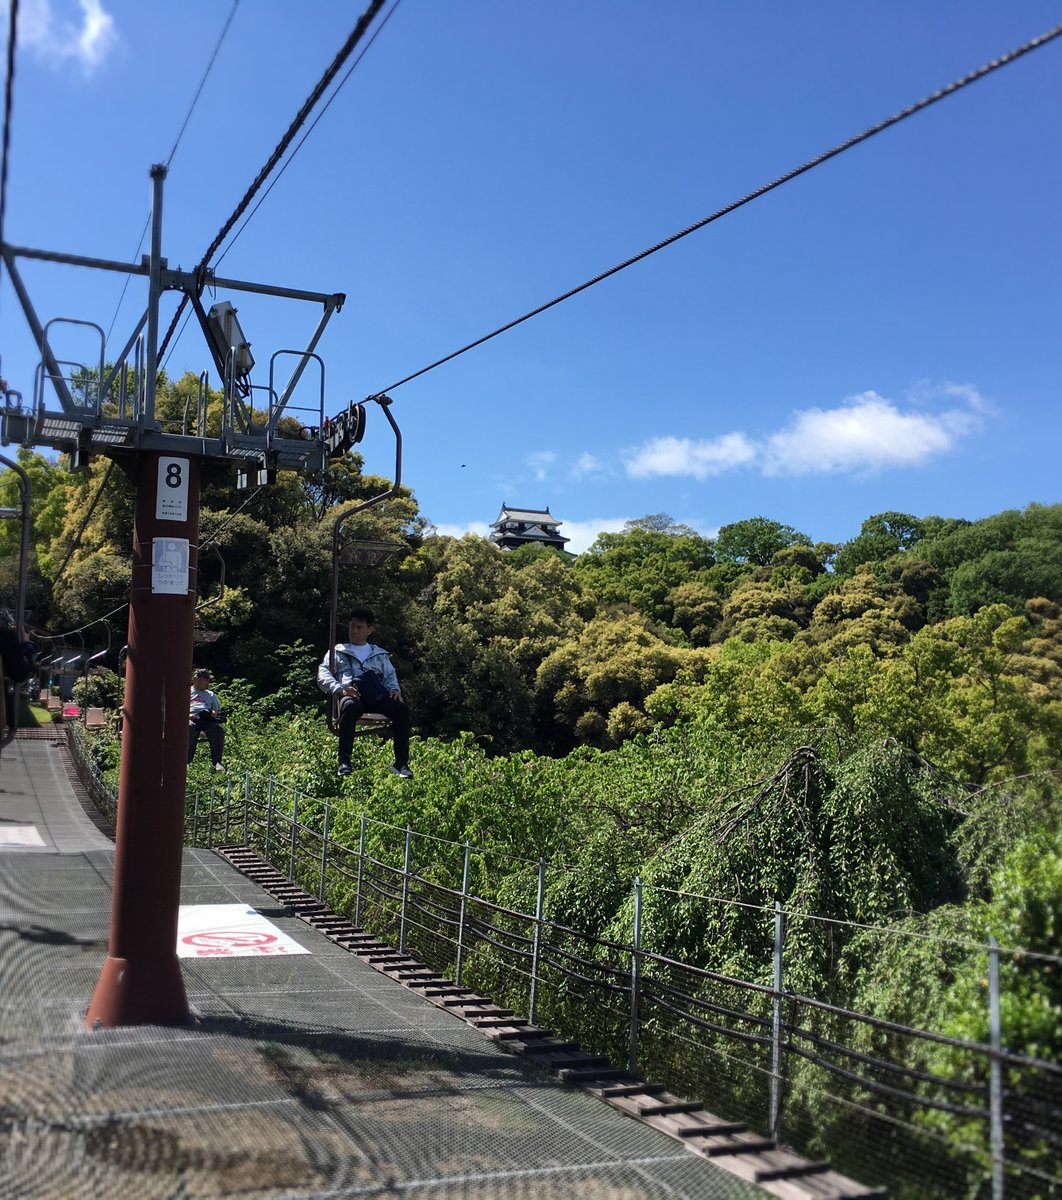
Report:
1,1,1059,553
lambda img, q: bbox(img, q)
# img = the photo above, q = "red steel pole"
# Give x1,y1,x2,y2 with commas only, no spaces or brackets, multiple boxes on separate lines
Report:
86,451,201,1027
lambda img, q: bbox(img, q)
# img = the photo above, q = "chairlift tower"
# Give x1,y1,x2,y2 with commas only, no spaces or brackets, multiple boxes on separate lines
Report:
0,164,362,1028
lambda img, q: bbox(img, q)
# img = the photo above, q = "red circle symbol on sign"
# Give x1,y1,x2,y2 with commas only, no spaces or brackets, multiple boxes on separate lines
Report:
182,929,278,948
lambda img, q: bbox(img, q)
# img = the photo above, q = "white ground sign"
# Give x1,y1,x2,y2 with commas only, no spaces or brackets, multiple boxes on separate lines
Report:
0,826,46,847
177,903,309,959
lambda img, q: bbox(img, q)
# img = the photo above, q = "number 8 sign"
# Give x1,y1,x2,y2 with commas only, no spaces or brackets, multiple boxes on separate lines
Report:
156,456,190,522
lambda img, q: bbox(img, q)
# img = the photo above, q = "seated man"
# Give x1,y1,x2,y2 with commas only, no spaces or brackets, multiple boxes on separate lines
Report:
317,607,412,778
188,668,224,771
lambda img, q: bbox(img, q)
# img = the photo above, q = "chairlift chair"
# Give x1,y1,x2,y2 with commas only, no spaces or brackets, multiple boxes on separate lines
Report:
326,397,406,738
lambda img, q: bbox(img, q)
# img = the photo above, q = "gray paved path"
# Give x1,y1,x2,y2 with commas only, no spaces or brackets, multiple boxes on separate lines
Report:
0,734,113,853
0,735,766,1199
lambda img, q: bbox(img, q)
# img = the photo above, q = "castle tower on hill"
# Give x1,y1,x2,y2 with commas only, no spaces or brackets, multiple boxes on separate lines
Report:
489,505,569,552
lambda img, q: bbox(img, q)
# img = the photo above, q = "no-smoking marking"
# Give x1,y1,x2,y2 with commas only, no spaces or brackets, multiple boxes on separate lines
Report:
182,929,278,949
176,904,309,958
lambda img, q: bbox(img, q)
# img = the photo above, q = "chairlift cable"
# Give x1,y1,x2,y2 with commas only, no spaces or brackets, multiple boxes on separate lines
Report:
374,22,1062,396
213,0,402,271
199,485,265,548
49,460,117,592
0,0,19,326
160,303,195,372
34,603,130,644
157,0,389,364
106,0,241,344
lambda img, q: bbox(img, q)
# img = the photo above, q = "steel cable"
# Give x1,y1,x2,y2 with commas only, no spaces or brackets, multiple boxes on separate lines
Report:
157,0,387,364
0,0,19,323
212,0,403,272
107,0,241,343
375,22,1062,396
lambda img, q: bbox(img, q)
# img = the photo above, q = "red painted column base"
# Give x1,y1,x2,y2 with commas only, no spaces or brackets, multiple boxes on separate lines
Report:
85,954,190,1029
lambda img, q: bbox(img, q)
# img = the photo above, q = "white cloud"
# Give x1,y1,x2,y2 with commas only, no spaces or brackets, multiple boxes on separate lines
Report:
762,391,980,476
907,378,996,416
570,451,609,481
623,385,987,481
624,432,757,480
526,450,556,481
427,521,491,540
14,0,117,75
557,517,631,555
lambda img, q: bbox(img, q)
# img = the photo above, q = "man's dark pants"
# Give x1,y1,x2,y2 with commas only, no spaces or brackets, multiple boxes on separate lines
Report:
337,694,410,767
188,715,224,765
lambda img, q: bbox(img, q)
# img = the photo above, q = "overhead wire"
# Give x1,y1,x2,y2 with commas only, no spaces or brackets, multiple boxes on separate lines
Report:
374,21,1062,396
49,461,116,592
106,0,242,343
212,0,402,271
70,0,240,590
0,0,20,329
199,486,265,548
157,0,389,365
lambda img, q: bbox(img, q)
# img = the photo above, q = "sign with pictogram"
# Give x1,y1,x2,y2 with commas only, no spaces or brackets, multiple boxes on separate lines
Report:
151,536,190,595
176,904,309,958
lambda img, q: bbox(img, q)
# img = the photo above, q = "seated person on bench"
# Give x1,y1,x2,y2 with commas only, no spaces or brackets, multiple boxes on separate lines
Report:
317,607,412,779
188,668,225,771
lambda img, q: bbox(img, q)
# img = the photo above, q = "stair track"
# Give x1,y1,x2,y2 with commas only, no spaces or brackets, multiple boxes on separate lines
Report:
214,843,887,1200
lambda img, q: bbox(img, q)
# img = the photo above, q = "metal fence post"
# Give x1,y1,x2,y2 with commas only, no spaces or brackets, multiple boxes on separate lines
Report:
289,790,299,881
399,826,412,953
243,771,250,844
770,900,785,1143
455,840,472,986
989,936,1004,1200
223,777,233,842
318,796,330,902
192,790,200,844
354,812,367,928
628,876,642,1075
529,857,546,1024
265,777,273,860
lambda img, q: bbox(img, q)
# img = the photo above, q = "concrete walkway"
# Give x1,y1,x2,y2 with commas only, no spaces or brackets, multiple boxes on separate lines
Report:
0,734,766,1199
0,733,113,853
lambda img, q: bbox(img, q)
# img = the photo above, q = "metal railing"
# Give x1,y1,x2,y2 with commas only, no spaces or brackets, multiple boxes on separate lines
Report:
65,730,1061,1200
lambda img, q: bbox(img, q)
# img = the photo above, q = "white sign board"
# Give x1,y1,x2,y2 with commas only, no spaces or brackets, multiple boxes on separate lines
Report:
156,456,189,522
151,537,189,595
176,904,310,959
0,825,46,847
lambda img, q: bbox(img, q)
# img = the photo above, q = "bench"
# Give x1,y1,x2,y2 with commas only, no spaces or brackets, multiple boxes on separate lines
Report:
84,707,108,730
355,711,392,737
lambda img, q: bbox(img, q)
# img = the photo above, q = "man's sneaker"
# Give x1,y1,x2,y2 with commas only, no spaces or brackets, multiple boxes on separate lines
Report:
391,764,414,779
214,762,225,773
337,762,352,777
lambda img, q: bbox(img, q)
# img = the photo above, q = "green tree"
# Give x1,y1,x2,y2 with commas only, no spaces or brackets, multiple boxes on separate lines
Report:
667,580,723,647
714,516,811,566
833,511,924,577
537,608,686,746
574,526,713,624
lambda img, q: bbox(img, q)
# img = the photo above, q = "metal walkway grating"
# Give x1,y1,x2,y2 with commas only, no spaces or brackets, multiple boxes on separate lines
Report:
0,838,767,1198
